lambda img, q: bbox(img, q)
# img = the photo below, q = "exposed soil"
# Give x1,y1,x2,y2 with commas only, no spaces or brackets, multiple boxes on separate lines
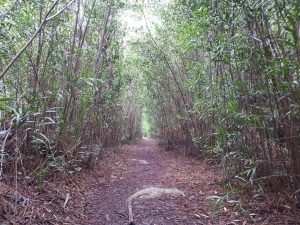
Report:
1,138,299,225
79,138,300,225
82,137,217,225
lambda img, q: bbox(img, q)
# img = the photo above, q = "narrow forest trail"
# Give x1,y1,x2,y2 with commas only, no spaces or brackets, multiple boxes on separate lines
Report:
80,138,235,225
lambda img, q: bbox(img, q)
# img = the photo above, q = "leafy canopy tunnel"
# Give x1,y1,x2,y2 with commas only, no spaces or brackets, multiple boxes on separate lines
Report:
125,0,300,193
0,0,300,195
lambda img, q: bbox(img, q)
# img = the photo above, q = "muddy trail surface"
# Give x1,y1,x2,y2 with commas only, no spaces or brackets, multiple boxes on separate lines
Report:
80,138,298,225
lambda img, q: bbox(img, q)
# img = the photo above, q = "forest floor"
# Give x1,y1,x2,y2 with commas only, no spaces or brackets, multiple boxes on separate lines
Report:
79,138,299,225
1,138,299,224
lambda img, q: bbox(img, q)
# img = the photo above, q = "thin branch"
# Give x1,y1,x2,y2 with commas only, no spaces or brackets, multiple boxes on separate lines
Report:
46,0,75,21
0,0,19,19
0,0,75,80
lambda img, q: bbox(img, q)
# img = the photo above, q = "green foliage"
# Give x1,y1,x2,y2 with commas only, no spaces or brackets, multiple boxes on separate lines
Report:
0,0,142,184
126,0,300,191
1,0,299,195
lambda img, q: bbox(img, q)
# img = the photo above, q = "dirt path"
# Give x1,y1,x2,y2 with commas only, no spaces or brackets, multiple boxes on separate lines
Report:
80,138,226,225
1,138,298,224
79,138,297,225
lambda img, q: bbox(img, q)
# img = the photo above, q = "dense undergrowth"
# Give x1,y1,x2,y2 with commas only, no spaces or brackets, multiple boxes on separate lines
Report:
0,0,300,221
0,0,142,186
128,0,300,196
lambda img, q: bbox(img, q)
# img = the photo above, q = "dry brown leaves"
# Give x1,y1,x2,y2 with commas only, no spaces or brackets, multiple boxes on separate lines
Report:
1,142,299,225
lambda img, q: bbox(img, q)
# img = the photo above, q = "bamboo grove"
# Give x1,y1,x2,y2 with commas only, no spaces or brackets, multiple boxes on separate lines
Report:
1,0,300,197
130,0,300,192
0,0,142,184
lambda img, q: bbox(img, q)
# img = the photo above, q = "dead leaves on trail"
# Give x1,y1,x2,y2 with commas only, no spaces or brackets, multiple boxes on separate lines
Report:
0,147,127,225
1,142,299,225
0,178,84,224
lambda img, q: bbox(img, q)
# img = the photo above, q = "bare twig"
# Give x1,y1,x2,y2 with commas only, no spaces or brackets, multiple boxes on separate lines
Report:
63,193,70,208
